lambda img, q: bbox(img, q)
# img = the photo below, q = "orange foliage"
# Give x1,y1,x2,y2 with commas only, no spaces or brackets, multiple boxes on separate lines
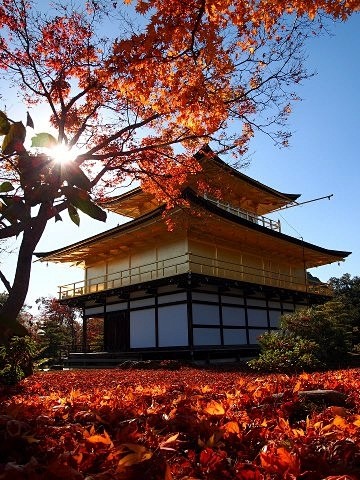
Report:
1,367,360,479
0,0,358,234
1,0,358,193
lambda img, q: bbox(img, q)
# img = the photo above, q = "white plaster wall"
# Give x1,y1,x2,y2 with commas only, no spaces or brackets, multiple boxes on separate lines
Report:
247,298,267,307
158,292,187,304
193,328,221,345
106,302,128,312
269,310,281,327
130,309,156,348
192,292,218,302
223,329,247,345
222,306,246,326
247,309,268,327
282,302,295,311
84,306,105,316
221,295,244,305
158,304,188,347
192,304,220,325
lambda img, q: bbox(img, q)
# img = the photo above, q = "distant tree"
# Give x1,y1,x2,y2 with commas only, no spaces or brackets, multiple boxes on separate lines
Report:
35,297,81,363
329,274,360,346
85,317,105,352
0,0,358,340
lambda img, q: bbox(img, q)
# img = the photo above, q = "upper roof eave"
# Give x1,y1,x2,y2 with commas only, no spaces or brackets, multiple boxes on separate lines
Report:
99,146,301,215
99,186,144,207
187,189,350,261
195,145,301,203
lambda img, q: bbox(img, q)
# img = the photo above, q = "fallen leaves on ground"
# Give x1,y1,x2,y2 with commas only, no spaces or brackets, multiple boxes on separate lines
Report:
1,367,360,479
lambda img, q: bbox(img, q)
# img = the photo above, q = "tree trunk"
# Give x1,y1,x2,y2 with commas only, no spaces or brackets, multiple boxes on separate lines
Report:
0,207,49,332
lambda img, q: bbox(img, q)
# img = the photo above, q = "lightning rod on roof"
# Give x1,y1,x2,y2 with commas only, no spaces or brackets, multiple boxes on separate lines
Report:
274,194,333,212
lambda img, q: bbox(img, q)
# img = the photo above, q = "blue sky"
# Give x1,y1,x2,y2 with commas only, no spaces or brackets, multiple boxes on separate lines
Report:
1,9,359,308
245,13,360,282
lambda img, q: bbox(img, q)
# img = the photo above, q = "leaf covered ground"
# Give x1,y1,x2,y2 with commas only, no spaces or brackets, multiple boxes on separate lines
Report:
0,365,360,479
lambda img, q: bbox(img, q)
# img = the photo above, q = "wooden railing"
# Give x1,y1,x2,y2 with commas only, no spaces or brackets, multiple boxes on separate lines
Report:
58,252,332,299
203,194,281,232
59,253,190,299
188,253,332,296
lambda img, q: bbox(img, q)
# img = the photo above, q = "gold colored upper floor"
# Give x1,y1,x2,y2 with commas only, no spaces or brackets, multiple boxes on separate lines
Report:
58,251,333,300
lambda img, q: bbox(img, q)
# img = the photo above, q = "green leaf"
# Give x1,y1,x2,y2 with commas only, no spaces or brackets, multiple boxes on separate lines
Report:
0,196,27,223
61,185,89,202
68,205,80,226
26,185,53,207
26,112,34,129
0,111,10,136
2,122,26,155
62,185,106,222
0,182,14,193
71,197,107,222
31,132,57,148
62,162,91,191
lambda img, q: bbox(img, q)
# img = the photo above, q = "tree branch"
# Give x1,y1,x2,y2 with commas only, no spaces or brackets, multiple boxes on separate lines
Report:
0,269,11,293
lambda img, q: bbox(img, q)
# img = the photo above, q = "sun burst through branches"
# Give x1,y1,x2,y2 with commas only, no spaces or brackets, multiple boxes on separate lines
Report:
49,143,76,164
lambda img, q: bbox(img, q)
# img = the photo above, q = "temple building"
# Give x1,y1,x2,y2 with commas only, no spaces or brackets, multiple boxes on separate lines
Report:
36,146,350,364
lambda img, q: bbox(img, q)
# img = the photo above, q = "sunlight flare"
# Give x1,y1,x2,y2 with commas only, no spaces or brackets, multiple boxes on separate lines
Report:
49,143,76,164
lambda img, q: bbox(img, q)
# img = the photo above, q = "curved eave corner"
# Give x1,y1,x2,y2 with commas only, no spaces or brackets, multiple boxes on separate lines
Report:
195,144,301,204
34,205,166,264
189,190,351,265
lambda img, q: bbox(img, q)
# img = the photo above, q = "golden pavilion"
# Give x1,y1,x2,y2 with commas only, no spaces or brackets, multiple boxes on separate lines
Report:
36,146,350,364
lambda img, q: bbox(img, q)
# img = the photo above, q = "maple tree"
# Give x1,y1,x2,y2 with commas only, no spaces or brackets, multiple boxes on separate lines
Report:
0,0,358,339
34,297,82,364
1,366,360,478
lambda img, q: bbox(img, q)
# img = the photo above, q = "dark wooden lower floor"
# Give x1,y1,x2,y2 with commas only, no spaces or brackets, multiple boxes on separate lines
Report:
59,272,328,366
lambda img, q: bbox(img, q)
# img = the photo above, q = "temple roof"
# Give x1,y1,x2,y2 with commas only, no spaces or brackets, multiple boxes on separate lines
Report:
36,189,350,269
193,145,300,213
101,146,301,218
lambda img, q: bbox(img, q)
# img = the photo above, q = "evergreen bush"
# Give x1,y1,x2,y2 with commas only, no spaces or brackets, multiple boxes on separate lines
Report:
248,331,322,372
281,301,351,364
249,300,352,372
0,336,35,385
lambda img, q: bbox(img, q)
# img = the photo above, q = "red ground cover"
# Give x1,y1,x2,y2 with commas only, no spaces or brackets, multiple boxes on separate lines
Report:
0,366,359,479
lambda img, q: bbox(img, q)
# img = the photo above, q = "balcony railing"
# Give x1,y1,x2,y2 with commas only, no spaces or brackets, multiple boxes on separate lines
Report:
58,252,332,299
203,194,281,232
59,253,190,299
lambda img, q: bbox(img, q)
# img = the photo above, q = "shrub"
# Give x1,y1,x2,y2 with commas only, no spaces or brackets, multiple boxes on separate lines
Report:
0,336,35,385
281,300,352,364
249,299,352,373
248,331,322,372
